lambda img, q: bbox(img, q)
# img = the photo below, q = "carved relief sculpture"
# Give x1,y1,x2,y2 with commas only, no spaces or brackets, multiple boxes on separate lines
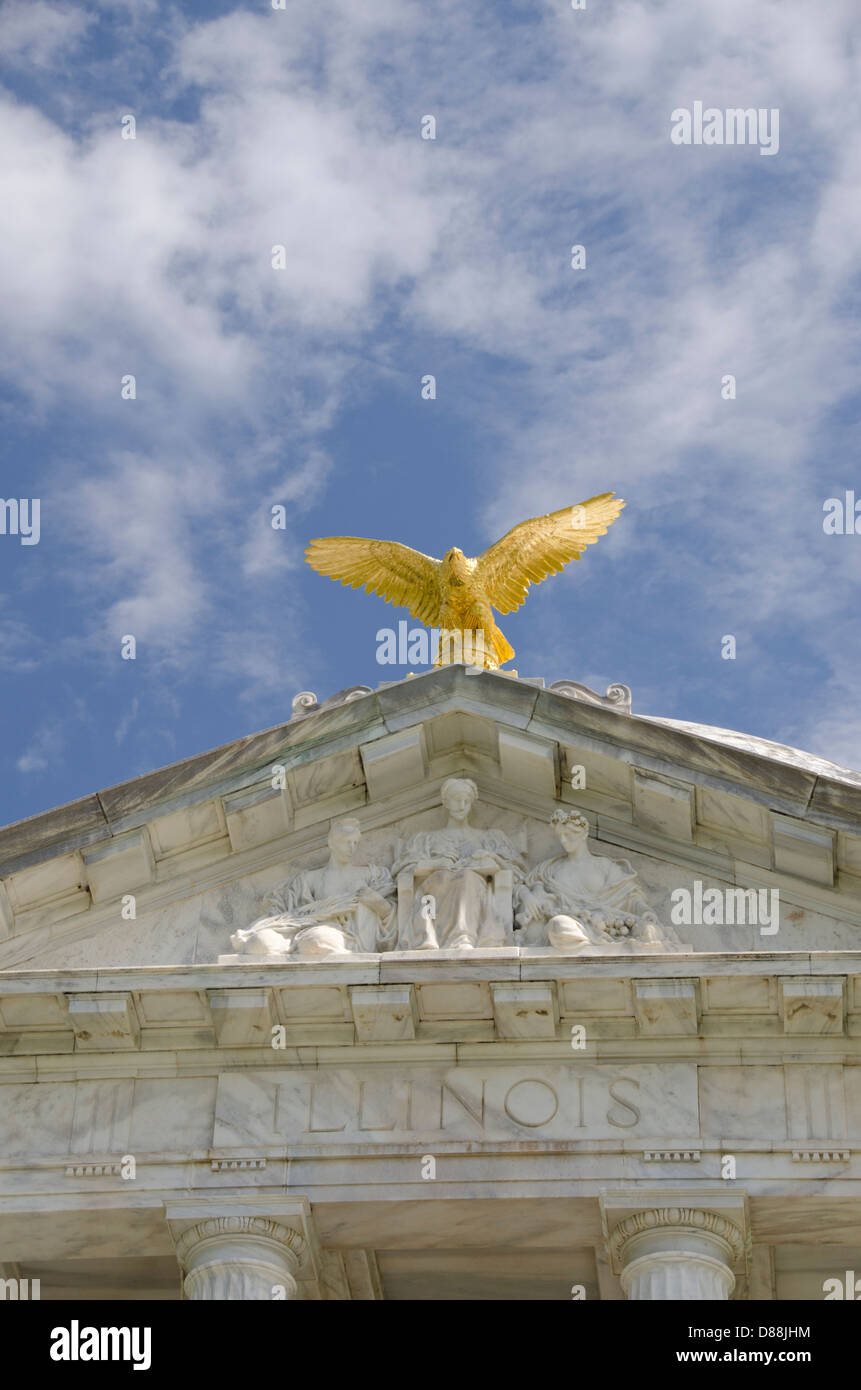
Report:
231,818,396,958
392,778,524,949
514,809,682,954
230,802,681,960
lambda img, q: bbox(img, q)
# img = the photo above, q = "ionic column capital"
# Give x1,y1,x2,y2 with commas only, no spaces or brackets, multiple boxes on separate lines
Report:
174,1215,306,1263
167,1199,318,1302
608,1206,746,1269
601,1196,749,1301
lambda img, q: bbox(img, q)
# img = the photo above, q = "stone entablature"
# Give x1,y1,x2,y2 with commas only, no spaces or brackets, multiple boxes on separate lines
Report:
1,954,861,1053
2,951,861,1299
2,957,861,1198
1,957,860,1300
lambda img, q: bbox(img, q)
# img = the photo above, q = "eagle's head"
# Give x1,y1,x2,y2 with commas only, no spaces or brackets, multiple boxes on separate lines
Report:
442,547,470,582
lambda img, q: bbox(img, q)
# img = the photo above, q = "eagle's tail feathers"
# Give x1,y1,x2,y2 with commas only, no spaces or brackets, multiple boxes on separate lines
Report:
491,626,515,665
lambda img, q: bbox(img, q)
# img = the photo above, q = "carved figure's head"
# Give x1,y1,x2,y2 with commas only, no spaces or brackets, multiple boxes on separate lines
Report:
550,808,590,851
327,817,362,859
440,777,478,823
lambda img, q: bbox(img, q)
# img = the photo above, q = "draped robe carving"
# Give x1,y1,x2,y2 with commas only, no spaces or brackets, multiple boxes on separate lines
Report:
231,819,395,957
514,810,682,954
393,778,524,949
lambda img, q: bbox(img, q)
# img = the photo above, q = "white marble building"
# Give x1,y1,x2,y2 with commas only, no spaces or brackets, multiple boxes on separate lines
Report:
2,665,861,1300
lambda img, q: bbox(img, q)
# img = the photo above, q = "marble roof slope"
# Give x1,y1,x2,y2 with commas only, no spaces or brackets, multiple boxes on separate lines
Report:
641,716,861,788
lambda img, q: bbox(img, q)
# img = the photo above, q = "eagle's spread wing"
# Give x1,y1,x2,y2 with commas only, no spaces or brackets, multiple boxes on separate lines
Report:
474,494,625,615
304,537,441,626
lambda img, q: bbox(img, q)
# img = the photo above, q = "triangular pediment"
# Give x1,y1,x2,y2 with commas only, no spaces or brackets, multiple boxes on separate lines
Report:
1,666,861,971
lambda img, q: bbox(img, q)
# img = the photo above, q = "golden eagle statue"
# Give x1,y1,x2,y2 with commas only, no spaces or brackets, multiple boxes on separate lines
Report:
305,493,624,671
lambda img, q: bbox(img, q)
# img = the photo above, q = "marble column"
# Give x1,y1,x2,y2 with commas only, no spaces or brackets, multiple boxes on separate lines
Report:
609,1208,744,1300
174,1216,307,1300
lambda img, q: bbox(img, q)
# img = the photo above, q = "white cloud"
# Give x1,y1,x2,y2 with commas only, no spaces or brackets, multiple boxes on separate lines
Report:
0,612,44,673
17,719,65,774
60,451,216,649
0,1,93,68
241,450,332,580
114,696,140,746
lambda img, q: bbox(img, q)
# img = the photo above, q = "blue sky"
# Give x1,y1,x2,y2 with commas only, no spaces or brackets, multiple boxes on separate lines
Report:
1,0,860,826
